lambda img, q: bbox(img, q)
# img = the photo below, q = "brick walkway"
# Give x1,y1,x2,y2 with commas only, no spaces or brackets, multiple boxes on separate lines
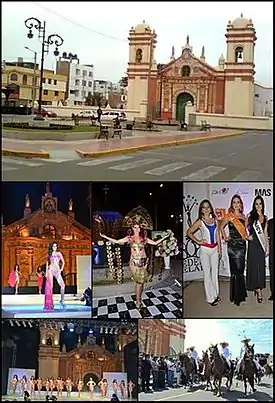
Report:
2,129,242,155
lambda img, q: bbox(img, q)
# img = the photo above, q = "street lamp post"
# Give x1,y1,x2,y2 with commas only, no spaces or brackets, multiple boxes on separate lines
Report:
25,46,37,112
24,17,64,117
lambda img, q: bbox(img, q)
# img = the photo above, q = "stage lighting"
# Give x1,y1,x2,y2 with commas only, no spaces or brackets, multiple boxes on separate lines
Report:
80,287,92,306
89,329,93,334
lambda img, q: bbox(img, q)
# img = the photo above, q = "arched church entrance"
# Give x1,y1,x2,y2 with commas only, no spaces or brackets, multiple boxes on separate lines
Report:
83,372,100,391
176,92,194,122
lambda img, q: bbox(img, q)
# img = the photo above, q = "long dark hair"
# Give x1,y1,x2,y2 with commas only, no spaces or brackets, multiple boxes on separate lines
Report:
47,242,58,264
127,227,147,239
198,199,216,220
248,196,266,226
13,264,20,272
228,194,244,213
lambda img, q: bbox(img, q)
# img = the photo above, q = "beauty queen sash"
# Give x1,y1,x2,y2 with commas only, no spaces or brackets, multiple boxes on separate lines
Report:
253,220,266,251
227,212,247,240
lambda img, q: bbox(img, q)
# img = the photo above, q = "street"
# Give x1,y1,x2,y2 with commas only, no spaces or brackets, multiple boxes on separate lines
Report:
2,131,272,181
139,376,273,401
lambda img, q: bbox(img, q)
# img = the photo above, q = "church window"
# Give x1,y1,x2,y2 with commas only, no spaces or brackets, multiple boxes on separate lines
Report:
135,48,143,63
181,65,191,77
10,73,18,81
46,336,53,346
235,46,244,63
22,74,28,85
43,224,56,239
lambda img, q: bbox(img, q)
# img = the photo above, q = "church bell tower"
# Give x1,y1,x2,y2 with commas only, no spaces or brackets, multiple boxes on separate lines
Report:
38,323,61,379
224,15,256,116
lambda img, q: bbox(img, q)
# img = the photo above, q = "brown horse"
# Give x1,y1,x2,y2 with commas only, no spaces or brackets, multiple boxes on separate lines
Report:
179,353,196,386
209,344,233,397
241,347,257,396
201,350,213,391
264,363,273,377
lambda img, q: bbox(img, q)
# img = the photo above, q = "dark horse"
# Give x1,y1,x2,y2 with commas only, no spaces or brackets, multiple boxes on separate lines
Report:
209,344,233,397
179,353,196,386
264,363,273,377
201,350,213,391
241,344,257,396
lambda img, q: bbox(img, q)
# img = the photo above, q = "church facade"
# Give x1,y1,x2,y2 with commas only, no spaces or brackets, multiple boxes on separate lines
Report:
139,319,186,356
127,15,257,121
1,183,91,287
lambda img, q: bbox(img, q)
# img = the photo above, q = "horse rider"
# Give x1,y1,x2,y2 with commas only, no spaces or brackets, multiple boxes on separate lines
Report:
235,337,262,377
187,346,199,373
219,342,232,371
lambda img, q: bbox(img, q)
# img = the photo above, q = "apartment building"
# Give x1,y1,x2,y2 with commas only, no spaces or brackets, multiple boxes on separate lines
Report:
56,59,94,105
42,69,67,106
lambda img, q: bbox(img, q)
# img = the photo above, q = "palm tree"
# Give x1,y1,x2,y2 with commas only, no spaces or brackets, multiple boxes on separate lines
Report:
85,92,106,107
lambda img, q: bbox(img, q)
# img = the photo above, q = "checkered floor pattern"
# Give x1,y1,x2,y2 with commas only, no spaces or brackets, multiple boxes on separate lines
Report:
92,287,183,319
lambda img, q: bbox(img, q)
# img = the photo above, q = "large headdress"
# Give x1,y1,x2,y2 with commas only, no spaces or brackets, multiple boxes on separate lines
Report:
121,206,153,230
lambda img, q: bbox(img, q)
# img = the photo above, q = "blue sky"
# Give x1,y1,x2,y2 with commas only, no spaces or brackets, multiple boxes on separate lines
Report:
185,319,273,359
1,1,273,84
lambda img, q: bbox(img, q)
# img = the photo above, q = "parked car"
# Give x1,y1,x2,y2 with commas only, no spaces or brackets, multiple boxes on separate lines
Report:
33,108,57,118
76,110,97,119
102,111,127,121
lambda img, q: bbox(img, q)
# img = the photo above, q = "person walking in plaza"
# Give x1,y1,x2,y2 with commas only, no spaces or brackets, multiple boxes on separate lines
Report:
187,199,221,306
220,194,248,306
246,196,269,303
267,217,273,300
151,356,159,391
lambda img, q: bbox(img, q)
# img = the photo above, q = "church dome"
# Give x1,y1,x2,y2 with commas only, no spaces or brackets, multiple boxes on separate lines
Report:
231,15,253,28
134,21,151,33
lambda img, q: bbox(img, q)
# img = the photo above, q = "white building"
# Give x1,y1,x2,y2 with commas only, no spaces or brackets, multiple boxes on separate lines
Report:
254,82,273,116
93,80,113,99
56,60,94,105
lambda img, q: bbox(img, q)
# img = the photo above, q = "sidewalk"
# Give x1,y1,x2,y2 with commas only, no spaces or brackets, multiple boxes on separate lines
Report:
2,129,244,159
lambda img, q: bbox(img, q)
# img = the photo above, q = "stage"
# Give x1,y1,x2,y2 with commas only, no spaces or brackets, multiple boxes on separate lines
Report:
2,294,92,318
1,391,135,401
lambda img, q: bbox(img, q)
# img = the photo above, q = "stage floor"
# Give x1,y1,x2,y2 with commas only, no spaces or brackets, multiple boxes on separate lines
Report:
2,294,92,318
2,391,135,401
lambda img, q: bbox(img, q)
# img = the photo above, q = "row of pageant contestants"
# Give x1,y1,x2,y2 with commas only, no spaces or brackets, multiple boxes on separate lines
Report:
187,194,273,306
11,375,135,398
8,242,66,310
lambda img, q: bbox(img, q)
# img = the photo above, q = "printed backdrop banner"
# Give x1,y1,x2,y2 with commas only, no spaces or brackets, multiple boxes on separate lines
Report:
7,368,36,395
183,182,273,282
102,372,127,399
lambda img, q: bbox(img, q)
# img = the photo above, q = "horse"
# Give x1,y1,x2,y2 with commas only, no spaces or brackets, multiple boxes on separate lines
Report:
240,345,257,396
201,350,213,391
209,344,233,397
264,363,273,377
179,353,196,387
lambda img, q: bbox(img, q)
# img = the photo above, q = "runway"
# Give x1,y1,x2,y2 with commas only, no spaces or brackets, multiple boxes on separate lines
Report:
2,294,92,318
2,391,135,401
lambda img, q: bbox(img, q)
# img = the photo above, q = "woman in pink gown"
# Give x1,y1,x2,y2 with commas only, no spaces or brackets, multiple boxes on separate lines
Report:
44,242,66,310
8,264,20,294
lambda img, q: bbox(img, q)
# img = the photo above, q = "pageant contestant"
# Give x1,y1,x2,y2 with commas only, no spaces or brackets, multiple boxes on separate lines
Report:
267,218,273,301
246,196,269,303
11,374,19,395
49,377,55,395
77,379,84,398
29,376,35,398
100,216,170,310
187,199,221,306
8,264,20,294
87,377,96,398
36,377,43,397
128,380,135,399
45,377,50,394
44,242,66,310
98,378,108,398
20,375,27,395
112,379,119,395
36,266,44,294
56,377,64,398
65,377,73,397
119,380,127,399
220,194,248,306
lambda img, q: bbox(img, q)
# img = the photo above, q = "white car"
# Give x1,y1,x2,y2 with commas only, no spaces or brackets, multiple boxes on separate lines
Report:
76,110,97,118
102,111,127,121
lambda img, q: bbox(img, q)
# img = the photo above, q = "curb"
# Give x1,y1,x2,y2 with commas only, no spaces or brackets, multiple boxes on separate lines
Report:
2,149,50,159
76,130,245,158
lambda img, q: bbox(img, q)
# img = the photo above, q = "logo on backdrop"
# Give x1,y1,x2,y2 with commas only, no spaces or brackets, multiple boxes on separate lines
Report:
236,189,249,196
183,195,202,274
211,187,229,195
255,188,272,197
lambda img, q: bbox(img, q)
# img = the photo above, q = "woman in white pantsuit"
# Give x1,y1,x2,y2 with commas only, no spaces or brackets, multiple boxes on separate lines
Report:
187,199,222,306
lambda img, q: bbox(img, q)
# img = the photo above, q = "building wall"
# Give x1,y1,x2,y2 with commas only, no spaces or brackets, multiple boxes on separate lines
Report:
93,80,112,99
42,69,67,105
68,63,94,105
254,82,273,116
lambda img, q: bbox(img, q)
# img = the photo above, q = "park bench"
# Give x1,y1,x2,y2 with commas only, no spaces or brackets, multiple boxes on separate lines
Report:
200,120,211,131
112,122,122,139
97,124,110,139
